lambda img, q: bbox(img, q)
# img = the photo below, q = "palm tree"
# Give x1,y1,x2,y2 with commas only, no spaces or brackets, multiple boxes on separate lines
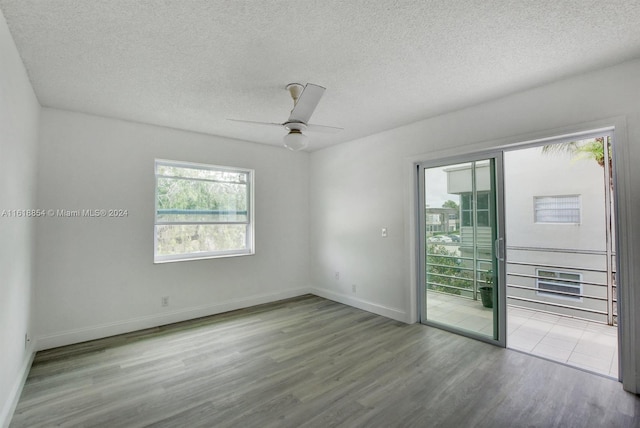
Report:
542,136,612,187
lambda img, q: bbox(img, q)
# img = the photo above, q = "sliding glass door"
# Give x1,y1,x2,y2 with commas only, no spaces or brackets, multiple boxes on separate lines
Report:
418,154,506,345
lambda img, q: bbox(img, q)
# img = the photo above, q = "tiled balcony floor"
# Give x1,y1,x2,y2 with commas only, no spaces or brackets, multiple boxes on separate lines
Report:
426,291,618,378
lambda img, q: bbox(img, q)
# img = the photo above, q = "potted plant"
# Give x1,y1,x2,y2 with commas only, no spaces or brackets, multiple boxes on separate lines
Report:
479,269,493,308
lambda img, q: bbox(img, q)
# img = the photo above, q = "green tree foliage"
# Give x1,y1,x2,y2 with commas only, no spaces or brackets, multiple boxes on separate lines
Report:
426,244,472,295
156,224,246,256
441,199,459,211
157,178,247,220
541,136,612,188
541,137,607,166
574,138,608,167
155,166,249,256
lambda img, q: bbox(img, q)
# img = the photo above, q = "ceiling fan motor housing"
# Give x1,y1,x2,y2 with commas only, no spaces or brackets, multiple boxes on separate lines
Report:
286,83,304,104
284,121,306,132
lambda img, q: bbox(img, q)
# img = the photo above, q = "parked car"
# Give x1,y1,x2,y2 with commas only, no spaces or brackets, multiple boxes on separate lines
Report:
427,235,453,243
447,234,461,242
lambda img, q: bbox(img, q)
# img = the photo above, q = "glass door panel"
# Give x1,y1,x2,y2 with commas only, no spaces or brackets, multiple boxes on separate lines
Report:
419,155,504,345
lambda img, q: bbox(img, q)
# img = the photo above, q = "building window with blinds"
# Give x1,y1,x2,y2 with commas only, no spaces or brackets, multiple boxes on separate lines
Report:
534,195,580,224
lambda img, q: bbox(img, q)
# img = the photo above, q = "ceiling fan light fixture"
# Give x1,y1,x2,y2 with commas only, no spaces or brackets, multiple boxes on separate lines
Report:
283,129,308,151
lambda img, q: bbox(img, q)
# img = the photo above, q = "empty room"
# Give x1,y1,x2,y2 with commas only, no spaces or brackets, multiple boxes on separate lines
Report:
2,1,640,427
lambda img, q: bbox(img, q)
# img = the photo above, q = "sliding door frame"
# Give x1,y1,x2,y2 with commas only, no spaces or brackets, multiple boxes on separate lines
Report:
417,150,507,347
408,118,634,392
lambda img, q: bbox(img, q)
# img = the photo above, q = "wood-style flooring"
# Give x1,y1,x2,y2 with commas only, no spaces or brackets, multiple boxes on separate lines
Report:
9,295,640,427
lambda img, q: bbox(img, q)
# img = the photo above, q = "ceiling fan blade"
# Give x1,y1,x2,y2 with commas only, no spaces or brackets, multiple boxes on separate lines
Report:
288,83,325,124
228,118,283,128
306,123,343,134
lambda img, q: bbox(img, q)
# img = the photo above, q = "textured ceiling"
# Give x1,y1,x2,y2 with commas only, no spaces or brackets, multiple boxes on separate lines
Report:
2,1,640,151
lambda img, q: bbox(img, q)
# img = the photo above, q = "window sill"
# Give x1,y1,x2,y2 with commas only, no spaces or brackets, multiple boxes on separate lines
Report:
154,250,254,264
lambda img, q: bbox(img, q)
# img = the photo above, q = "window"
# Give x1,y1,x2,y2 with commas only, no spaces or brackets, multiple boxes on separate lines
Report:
460,191,490,227
461,193,472,226
536,269,582,301
476,191,490,227
534,195,580,223
154,159,254,263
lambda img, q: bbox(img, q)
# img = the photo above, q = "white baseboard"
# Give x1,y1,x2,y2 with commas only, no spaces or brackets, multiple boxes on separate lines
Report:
36,287,311,351
1,341,36,428
310,287,409,323
35,286,408,350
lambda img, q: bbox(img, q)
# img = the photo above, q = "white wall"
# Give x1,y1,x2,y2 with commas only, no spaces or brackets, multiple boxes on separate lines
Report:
505,146,606,251
0,9,40,427
309,138,409,321
34,109,310,349
309,59,640,392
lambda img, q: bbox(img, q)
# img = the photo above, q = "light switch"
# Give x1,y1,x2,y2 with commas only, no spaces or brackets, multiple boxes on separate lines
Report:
381,228,388,238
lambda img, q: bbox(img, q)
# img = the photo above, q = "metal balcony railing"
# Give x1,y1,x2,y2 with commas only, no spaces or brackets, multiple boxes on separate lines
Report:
425,244,617,326
506,246,616,326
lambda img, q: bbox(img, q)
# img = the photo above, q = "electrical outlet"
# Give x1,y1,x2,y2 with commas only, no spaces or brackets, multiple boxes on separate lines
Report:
161,296,169,307
352,284,357,293
335,271,340,281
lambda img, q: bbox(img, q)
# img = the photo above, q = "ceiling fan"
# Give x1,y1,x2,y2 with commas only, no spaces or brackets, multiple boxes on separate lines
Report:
229,83,342,151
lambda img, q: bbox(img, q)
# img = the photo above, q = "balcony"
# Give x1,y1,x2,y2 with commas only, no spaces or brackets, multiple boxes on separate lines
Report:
426,291,617,377
425,240,618,377
508,305,617,377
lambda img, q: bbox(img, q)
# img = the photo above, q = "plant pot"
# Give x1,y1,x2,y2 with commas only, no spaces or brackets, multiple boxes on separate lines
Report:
479,286,493,308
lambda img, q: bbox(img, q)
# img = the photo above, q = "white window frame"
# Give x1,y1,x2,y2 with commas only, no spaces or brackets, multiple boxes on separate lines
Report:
154,159,255,263
534,195,581,224
535,269,583,302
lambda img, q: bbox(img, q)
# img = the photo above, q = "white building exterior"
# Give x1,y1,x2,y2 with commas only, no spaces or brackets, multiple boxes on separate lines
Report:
504,144,613,323
439,143,613,323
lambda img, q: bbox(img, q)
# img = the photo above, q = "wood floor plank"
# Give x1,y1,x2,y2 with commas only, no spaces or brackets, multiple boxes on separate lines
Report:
9,295,640,427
